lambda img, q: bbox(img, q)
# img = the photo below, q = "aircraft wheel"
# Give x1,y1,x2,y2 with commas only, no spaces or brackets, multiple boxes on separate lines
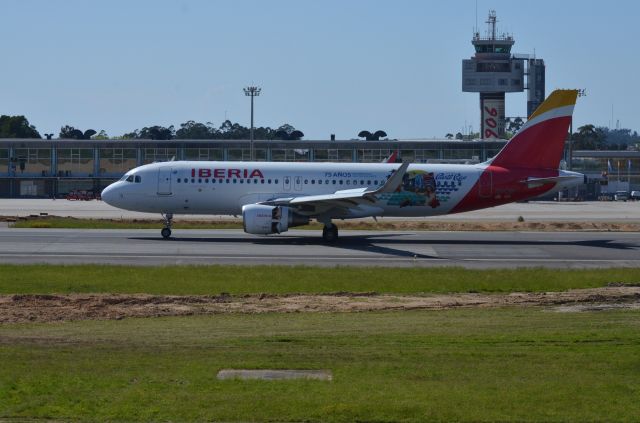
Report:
161,227,172,239
322,224,338,243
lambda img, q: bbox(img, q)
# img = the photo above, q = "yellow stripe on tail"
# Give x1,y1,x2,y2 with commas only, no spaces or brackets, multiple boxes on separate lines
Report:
528,89,579,120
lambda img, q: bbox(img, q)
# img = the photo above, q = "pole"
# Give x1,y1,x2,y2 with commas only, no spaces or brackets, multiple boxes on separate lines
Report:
250,94,254,161
243,86,261,162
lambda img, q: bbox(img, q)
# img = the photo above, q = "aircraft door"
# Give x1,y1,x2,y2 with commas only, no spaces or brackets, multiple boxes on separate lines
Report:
283,176,291,191
478,170,492,198
294,176,302,191
157,167,173,195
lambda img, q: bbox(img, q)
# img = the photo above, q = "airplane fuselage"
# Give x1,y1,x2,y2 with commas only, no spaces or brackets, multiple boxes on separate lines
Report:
103,160,582,218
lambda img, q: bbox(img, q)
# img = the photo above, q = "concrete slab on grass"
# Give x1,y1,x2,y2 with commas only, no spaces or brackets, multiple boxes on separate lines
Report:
217,369,332,381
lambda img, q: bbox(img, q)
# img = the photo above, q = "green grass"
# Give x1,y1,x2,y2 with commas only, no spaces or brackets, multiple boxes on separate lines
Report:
1,308,639,422
1,264,639,295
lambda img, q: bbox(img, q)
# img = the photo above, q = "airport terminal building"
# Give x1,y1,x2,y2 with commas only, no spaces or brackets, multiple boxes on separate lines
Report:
0,138,637,198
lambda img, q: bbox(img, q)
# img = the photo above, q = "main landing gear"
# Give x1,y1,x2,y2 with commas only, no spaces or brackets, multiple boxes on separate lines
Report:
161,213,173,239
322,223,338,243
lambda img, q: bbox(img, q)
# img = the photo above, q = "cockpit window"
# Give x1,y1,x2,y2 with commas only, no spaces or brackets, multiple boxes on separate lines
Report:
126,175,134,182
134,175,141,183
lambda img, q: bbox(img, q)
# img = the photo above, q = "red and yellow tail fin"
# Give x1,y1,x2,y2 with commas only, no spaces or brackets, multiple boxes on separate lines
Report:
491,89,579,170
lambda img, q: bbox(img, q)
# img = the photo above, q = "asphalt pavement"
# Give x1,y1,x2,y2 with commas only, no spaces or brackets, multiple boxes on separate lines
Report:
1,199,639,221
1,227,638,268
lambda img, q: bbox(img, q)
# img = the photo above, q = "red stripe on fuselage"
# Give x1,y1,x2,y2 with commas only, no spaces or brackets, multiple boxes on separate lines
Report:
450,166,559,214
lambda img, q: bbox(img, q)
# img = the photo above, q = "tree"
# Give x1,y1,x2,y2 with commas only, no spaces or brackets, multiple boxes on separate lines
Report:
358,130,387,141
119,120,302,140
91,130,109,140
175,121,218,139
572,124,606,150
138,125,175,140
253,126,277,140
506,117,524,134
445,133,454,139
59,125,96,139
455,132,464,140
217,120,249,139
0,115,41,138
274,124,304,140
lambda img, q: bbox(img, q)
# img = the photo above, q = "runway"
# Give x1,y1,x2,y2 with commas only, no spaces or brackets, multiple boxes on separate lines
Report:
1,227,639,268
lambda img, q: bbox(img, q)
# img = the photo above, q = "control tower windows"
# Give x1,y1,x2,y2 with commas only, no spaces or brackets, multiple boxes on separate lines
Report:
477,62,510,72
474,44,512,54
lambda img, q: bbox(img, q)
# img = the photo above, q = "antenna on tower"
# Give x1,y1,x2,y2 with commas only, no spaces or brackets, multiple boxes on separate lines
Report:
475,0,478,34
487,10,497,40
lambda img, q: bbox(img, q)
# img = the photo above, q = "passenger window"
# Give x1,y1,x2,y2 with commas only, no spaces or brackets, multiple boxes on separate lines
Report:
311,180,315,184
339,180,343,185
275,179,279,184
205,179,209,183
177,178,181,183
233,179,237,184
191,179,195,183
332,180,336,185
268,179,272,184
261,179,265,184
198,179,202,183
254,179,258,184
304,179,308,184
212,179,215,184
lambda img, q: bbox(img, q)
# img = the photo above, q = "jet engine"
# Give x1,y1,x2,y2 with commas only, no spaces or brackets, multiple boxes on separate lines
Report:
242,204,309,235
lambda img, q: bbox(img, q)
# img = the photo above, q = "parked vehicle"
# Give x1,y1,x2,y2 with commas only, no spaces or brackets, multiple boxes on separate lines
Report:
614,191,629,201
630,191,640,201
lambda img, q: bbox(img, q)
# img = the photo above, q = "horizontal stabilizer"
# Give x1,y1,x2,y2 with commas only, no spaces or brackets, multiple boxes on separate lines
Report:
520,175,582,188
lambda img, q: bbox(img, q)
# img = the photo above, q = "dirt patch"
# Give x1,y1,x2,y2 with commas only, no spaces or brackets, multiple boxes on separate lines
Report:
1,287,639,324
3,215,640,231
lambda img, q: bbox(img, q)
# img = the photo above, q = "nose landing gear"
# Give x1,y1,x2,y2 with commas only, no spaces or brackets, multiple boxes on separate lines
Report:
161,213,173,239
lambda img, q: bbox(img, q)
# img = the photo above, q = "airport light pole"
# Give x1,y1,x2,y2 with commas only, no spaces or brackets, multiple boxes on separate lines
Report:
243,86,261,161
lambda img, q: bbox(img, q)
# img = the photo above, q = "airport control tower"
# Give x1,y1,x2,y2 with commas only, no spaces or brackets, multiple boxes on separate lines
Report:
462,11,545,139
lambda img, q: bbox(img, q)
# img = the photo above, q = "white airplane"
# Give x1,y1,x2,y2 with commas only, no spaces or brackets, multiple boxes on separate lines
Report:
102,90,584,242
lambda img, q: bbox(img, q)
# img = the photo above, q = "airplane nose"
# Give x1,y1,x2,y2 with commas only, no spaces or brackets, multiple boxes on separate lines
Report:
101,184,118,206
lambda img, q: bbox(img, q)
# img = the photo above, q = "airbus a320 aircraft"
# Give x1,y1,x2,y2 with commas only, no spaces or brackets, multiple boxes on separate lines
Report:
102,90,584,242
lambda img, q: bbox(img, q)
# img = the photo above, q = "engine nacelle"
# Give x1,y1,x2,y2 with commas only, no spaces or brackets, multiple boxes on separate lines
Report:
242,204,309,235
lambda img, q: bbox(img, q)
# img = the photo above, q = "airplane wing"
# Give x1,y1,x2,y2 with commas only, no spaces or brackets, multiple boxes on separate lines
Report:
261,162,409,213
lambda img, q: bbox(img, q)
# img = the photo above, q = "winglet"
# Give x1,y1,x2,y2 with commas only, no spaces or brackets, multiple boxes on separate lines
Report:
375,162,409,193
382,150,398,163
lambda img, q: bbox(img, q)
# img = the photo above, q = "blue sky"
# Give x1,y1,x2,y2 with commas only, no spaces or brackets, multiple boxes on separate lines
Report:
1,0,639,139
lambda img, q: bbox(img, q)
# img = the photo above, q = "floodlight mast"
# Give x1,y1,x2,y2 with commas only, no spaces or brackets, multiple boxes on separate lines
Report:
243,86,261,161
